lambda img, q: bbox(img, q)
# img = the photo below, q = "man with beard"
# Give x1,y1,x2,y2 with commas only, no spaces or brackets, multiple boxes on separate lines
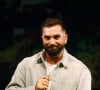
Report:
5,18,91,90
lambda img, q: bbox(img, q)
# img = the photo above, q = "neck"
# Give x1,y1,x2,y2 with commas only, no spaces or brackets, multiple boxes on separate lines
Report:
45,49,64,64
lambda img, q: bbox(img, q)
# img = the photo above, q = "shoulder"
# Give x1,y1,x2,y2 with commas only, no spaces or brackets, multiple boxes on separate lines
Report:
17,50,43,67
67,53,90,72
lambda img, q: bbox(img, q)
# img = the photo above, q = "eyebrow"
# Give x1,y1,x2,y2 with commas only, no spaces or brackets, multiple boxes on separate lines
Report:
43,34,60,37
43,35,50,40
43,34,61,39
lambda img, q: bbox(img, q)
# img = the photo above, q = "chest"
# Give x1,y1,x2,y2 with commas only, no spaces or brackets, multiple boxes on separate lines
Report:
25,64,79,90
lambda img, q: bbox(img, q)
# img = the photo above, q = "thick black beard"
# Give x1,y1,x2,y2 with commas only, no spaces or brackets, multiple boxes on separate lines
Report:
44,45,64,56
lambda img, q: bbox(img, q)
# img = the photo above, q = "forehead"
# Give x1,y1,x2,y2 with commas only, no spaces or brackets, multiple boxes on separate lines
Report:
42,25,64,35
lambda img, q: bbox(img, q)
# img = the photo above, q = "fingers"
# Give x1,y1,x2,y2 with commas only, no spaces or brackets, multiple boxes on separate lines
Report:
41,81,49,89
39,76,51,87
40,76,51,81
35,75,51,90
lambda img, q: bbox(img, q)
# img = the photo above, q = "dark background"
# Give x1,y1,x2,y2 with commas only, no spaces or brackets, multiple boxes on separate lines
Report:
0,0,100,90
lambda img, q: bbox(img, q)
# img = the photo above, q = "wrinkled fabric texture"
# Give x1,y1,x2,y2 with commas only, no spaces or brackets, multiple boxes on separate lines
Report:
5,49,91,90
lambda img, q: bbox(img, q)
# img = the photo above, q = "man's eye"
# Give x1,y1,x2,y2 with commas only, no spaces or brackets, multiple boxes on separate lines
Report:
44,36,50,40
54,35,60,40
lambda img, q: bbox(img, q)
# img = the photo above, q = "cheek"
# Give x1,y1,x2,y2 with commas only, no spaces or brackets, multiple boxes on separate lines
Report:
42,40,49,45
59,39,67,45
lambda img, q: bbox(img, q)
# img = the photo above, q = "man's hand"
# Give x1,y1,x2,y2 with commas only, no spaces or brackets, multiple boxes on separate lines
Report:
35,76,51,90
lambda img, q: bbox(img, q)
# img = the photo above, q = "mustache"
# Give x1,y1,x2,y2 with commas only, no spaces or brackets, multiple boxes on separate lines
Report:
48,45,57,48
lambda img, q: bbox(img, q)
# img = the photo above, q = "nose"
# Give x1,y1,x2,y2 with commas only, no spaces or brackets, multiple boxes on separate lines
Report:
49,38,56,45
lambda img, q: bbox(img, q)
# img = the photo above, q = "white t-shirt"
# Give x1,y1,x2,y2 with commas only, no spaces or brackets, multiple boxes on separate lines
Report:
44,61,57,90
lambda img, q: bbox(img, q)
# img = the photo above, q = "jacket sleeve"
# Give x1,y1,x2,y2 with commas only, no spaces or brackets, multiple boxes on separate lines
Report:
5,60,35,90
77,69,92,90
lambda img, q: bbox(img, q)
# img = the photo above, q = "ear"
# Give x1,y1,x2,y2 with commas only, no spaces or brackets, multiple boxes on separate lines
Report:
41,35,44,39
41,36,43,42
64,34,68,44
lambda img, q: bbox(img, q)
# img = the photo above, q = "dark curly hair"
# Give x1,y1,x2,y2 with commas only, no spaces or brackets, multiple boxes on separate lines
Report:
41,18,67,33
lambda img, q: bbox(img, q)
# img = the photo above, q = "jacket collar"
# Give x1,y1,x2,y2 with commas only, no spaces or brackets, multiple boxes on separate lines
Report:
37,48,71,68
